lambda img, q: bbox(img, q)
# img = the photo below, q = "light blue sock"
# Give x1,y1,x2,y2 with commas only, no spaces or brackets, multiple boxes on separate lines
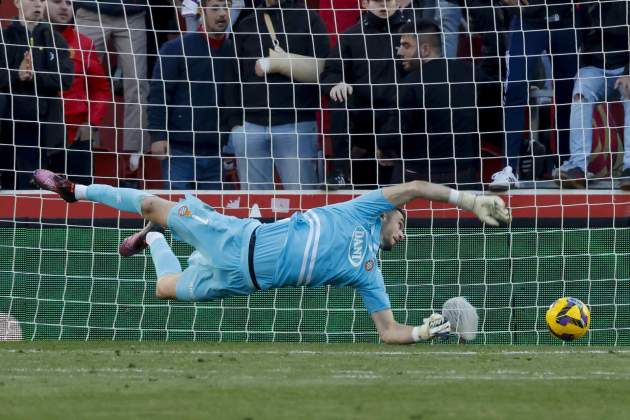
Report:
148,235,182,278
85,184,152,215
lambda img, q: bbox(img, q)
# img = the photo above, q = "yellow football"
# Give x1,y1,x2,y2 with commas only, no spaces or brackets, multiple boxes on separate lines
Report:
545,297,591,341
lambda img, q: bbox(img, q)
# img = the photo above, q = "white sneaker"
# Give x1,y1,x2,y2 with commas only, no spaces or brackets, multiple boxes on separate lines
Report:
489,166,519,192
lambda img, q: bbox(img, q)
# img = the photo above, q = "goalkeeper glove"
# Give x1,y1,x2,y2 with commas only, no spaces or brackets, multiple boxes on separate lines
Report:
414,313,451,341
452,191,511,226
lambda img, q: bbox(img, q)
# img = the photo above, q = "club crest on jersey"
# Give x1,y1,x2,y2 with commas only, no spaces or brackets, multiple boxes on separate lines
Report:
348,226,368,268
178,205,191,217
364,259,374,272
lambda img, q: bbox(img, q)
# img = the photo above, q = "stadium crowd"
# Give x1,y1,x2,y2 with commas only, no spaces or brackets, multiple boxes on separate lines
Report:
0,0,628,191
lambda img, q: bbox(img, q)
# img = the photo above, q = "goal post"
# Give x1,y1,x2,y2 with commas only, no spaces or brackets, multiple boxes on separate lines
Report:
1,0,629,346
1,191,629,344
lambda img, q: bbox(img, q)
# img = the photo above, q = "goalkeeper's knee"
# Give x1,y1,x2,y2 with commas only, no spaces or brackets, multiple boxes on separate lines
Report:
156,274,179,299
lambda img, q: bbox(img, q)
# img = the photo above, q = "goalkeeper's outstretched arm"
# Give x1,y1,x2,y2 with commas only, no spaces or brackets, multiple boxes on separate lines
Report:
382,181,511,226
371,309,450,344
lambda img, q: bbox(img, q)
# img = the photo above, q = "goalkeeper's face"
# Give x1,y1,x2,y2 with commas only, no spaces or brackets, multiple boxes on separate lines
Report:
380,210,405,251
16,0,44,23
201,0,231,34
45,0,72,25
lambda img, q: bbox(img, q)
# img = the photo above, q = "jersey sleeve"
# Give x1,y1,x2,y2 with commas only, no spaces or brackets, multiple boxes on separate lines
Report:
333,189,397,224
357,270,391,314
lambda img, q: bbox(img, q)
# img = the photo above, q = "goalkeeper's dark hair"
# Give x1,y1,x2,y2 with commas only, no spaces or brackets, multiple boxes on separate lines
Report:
399,19,442,53
383,208,407,223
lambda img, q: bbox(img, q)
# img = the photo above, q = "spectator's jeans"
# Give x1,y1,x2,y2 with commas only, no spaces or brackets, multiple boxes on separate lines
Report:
565,66,630,172
230,121,319,190
434,0,463,58
503,16,577,170
160,146,222,190
75,9,148,153
66,139,93,185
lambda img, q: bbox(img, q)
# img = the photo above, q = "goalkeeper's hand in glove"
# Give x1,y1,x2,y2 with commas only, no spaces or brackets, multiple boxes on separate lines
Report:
415,313,451,341
454,192,511,227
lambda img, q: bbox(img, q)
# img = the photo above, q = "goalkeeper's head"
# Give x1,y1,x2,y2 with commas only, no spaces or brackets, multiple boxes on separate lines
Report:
398,19,442,72
379,208,406,251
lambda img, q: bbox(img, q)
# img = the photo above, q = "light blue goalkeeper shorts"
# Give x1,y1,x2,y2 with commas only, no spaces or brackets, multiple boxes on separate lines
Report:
166,194,261,301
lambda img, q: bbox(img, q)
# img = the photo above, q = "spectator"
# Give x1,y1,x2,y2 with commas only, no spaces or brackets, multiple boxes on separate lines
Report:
74,0,149,172
0,0,73,189
489,0,578,191
178,0,248,33
556,0,630,189
398,0,462,59
46,0,112,185
379,19,480,187
321,0,410,188
230,0,329,190
148,0,240,190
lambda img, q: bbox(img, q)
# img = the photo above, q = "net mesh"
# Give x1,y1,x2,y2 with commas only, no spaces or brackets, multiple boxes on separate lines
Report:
0,1,629,344
1,193,629,344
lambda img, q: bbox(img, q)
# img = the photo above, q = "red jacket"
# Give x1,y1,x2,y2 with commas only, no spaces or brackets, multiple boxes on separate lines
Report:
317,0,360,46
60,26,111,144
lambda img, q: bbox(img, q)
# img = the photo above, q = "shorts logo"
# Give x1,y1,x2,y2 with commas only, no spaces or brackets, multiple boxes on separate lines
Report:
364,259,374,272
178,205,191,217
348,226,368,268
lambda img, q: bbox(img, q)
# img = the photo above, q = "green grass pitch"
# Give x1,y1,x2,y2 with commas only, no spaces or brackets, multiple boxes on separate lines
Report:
1,342,629,420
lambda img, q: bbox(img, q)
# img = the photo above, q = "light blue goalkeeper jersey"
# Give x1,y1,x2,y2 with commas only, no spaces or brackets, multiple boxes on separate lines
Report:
254,189,396,313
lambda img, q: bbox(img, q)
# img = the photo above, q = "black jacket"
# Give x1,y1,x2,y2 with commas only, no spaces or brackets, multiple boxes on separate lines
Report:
379,59,481,185
0,20,74,148
504,0,575,28
147,33,240,155
232,3,329,126
579,0,630,72
322,10,409,110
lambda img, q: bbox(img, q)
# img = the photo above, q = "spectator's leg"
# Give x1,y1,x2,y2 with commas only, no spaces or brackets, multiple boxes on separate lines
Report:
163,147,195,190
195,156,222,190
550,26,579,164
272,121,319,190
75,8,109,53
435,0,463,58
112,12,148,154
609,69,630,172
327,99,351,179
67,139,93,185
0,143,13,189
74,9,112,150
14,121,39,189
503,17,547,171
0,117,15,188
231,122,273,190
567,67,605,172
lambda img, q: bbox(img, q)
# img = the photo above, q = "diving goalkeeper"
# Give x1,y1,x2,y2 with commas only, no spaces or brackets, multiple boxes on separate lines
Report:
32,169,510,344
